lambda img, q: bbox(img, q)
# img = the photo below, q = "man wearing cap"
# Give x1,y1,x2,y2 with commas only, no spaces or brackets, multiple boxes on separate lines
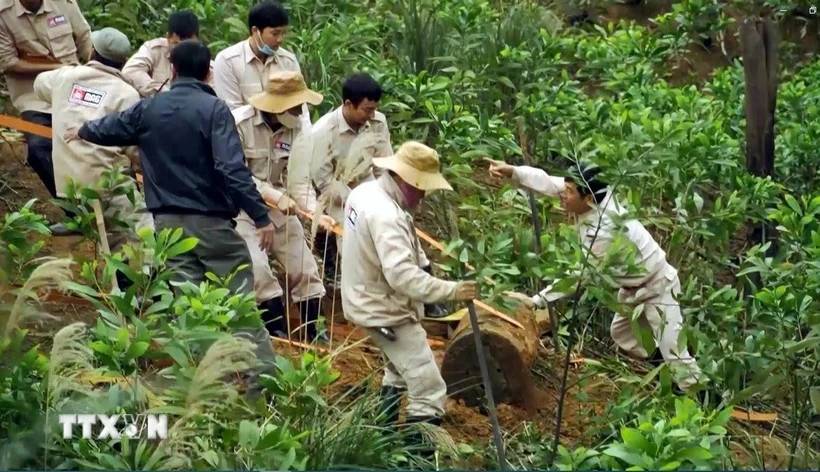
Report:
122,9,215,97
212,1,309,129
32,27,153,289
341,140,478,451
486,159,704,396
231,70,333,344
0,0,93,235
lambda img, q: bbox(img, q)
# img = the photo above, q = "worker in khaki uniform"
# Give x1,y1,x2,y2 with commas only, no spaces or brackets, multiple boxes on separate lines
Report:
121,10,214,97
212,0,310,129
231,70,334,344
310,73,390,288
33,27,153,290
341,141,477,453
312,73,451,318
489,160,704,395
0,0,92,235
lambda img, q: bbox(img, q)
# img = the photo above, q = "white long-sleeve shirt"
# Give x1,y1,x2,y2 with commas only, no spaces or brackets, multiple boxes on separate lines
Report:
510,166,676,308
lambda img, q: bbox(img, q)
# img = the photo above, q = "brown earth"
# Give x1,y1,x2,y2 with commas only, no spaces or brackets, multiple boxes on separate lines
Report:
2,0,812,464
0,136,611,454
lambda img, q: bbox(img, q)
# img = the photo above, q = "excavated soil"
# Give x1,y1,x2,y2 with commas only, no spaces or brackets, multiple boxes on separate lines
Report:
4,2,813,459
0,139,612,451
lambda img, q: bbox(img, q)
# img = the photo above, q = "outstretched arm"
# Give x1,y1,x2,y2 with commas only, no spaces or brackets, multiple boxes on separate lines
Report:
78,99,145,147
486,158,566,198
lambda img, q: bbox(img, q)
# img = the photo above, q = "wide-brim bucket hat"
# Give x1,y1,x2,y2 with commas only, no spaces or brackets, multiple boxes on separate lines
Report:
249,70,323,114
371,141,453,191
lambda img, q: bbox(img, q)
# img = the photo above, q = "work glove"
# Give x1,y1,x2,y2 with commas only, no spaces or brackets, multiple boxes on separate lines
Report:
503,291,536,309
317,214,336,232
275,195,299,214
454,281,478,301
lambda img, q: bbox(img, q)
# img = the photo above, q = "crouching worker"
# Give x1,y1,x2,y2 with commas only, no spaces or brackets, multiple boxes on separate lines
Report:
231,70,334,343
33,27,153,290
68,40,278,394
341,141,477,453
488,159,703,395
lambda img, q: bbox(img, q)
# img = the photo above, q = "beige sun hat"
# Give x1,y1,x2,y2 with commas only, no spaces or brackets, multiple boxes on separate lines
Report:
249,70,323,114
371,141,453,192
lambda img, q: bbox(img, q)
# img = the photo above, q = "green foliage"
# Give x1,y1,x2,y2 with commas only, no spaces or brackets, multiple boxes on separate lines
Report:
3,0,820,468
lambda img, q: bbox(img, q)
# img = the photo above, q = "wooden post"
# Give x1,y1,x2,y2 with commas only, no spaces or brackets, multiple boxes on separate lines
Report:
441,304,540,411
740,17,779,253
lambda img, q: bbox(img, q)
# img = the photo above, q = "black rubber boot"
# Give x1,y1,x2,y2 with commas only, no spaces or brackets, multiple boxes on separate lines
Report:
297,297,329,343
314,230,340,288
421,265,450,318
404,416,443,459
379,386,406,430
259,296,287,339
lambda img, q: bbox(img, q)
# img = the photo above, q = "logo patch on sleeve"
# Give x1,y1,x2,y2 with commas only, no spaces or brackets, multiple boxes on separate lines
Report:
346,206,358,229
68,84,106,108
47,15,67,27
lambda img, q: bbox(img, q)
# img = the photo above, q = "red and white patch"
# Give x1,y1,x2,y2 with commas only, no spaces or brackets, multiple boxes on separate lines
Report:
274,140,291,152
47,15,67,27
68,84,106,108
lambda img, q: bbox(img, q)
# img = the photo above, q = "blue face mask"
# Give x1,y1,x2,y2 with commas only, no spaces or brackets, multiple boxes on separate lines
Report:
255,32,275,56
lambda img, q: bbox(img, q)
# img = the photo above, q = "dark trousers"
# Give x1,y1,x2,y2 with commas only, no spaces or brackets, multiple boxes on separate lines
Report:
153,213,277,377
21,111,57,199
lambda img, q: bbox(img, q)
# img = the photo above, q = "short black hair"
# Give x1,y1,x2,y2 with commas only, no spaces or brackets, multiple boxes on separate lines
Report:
248,1,289,31
566,163,609,205
167,10,200,39
170,40,211,81
342,72,382,107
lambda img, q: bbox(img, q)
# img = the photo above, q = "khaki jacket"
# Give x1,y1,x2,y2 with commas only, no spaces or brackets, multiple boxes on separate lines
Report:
231,104,316,228
341,174,457,328
212,39,309,128
0,0,92,113
310,106,392,204
510,165,679,305
121,37,215,97
33,61,140,196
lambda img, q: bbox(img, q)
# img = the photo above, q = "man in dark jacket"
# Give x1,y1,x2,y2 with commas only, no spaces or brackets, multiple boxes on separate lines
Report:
66,39,277,392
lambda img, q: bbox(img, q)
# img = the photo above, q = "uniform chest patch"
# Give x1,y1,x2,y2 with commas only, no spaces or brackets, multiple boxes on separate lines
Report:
47,15,67,27
346,206,358,229
274,140,291,152
68,84,106,108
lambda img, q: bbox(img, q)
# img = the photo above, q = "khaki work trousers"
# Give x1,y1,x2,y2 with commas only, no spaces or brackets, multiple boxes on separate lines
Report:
153,213,277,379
367,322,447,418
611,271,702,391
234,212,325,303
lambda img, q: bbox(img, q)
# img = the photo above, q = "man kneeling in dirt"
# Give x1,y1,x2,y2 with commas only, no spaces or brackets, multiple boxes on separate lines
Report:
341,141,477,453
487,159,706,398
33,27,153,290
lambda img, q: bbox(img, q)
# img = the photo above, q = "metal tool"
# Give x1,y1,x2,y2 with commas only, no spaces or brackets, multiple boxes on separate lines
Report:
466,300,508,469
377,327,397,342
